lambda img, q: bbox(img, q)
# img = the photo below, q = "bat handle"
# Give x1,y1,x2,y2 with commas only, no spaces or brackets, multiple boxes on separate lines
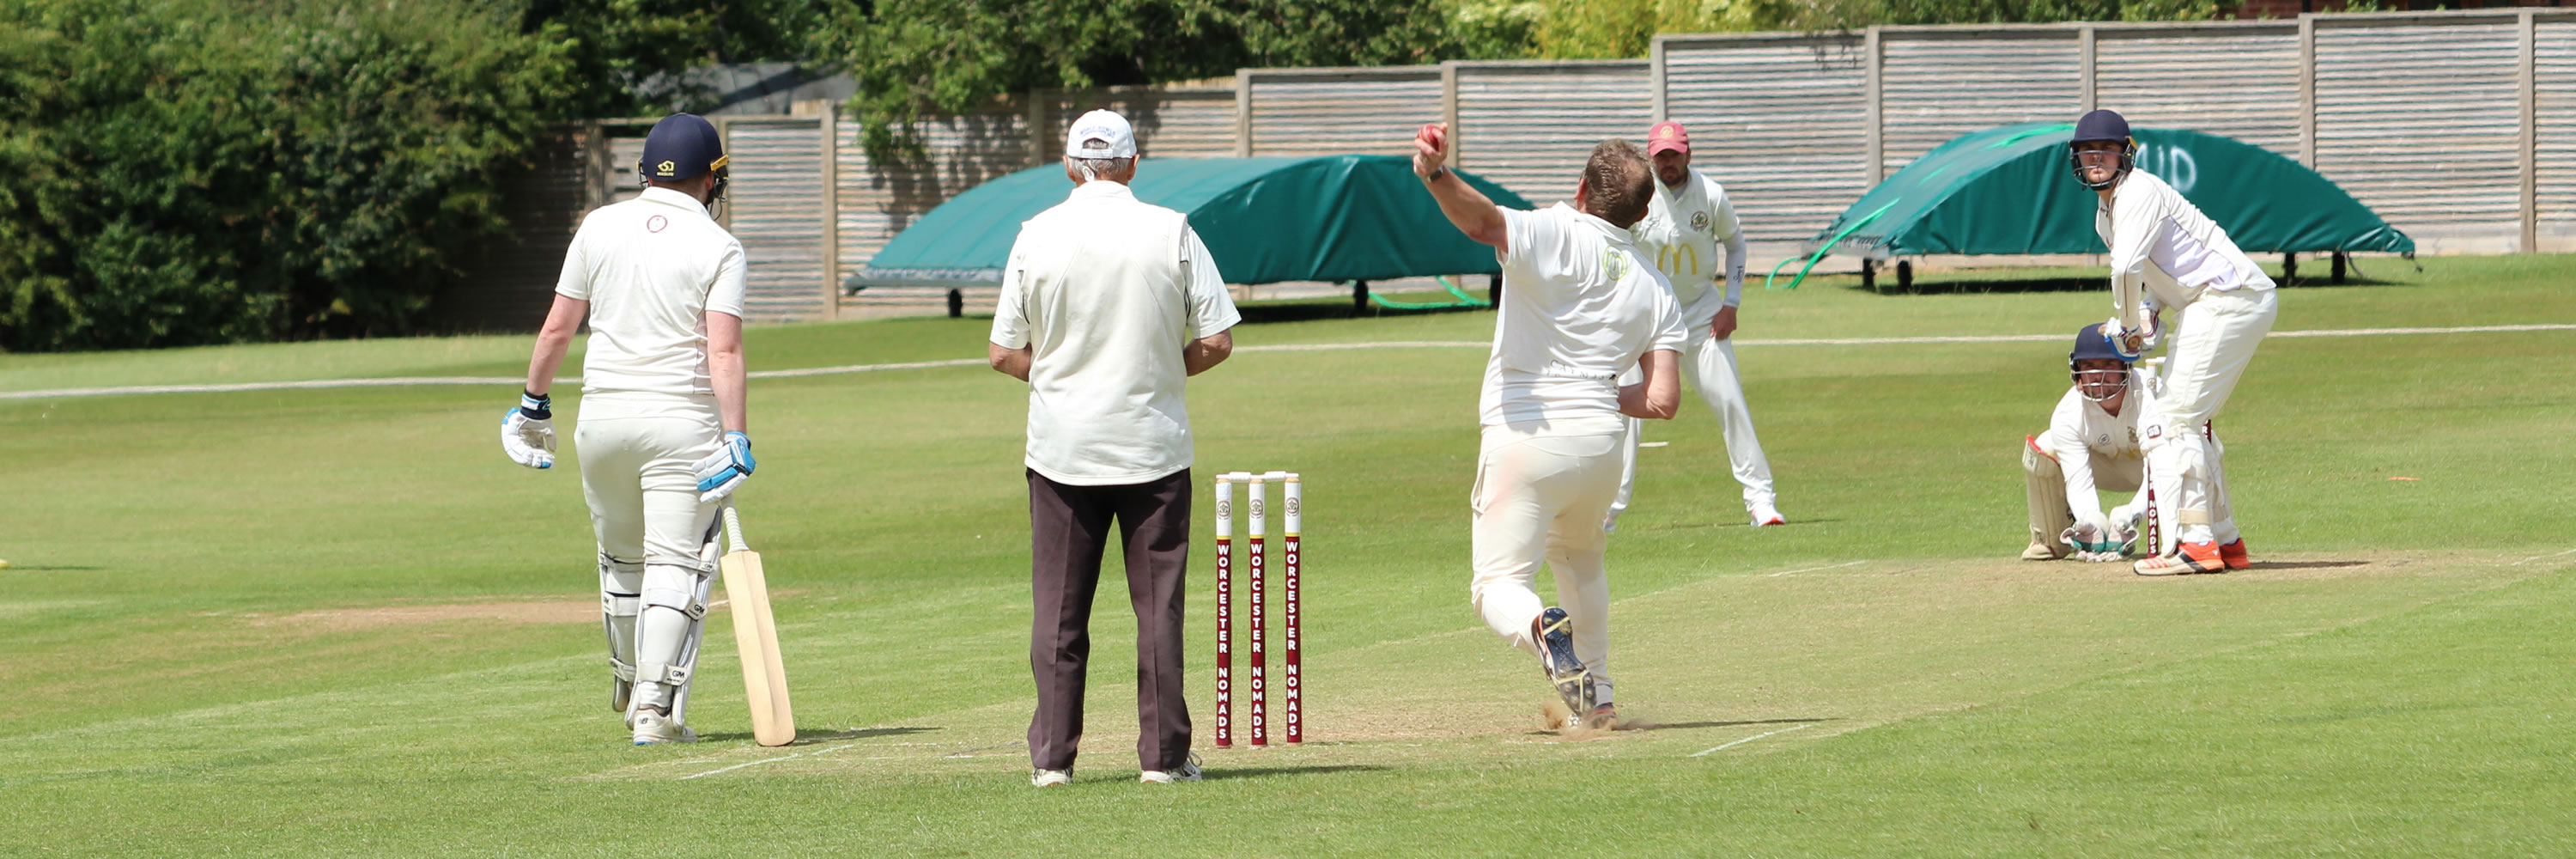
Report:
722,503,749,553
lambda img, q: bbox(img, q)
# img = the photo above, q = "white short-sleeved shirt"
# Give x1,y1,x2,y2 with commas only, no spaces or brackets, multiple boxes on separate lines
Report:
1481,204,1688,434
1631,168,1743,324
990,180,1242,486
556,186,748,399
2098,169,2275,333
2038,369,2156,522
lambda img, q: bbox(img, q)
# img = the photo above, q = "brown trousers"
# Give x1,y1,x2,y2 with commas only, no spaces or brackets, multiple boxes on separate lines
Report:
1026,467,1193,771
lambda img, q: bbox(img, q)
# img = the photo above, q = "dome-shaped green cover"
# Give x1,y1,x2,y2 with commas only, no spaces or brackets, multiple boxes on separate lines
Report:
1812,122,2414,259
854,155,1535,288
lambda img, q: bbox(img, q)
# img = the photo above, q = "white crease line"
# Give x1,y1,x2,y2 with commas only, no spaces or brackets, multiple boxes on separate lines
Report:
1768,560,1867,578
1689,723,1813,758
2510,547,2576,566
11,324,2568,401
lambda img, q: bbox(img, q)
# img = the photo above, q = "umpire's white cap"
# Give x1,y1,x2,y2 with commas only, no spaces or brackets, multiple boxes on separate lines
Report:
1066,110,1138,158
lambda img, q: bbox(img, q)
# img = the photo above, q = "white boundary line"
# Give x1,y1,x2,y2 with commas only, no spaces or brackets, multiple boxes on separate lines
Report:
1688,723,1813,758
8,323,2568,401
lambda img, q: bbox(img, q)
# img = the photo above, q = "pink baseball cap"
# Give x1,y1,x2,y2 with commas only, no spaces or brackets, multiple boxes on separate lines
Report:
1646,121,1690,155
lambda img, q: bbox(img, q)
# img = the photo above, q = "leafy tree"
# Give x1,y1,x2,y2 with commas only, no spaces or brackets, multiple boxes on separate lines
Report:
0,0,576,350
519,0,833,118
818,0,1453,159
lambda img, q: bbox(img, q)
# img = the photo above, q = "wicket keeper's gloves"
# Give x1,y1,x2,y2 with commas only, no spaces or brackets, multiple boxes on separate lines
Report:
693,430,755,502
501,390,556,469
2061,520,2132,563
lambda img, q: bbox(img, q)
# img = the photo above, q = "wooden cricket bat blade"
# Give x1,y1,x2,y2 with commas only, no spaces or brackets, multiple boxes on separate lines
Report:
720,546,796,746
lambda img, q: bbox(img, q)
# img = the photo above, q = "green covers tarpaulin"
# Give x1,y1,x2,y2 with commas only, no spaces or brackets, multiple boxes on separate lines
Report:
853,155,1536,287
1812,122,2415,259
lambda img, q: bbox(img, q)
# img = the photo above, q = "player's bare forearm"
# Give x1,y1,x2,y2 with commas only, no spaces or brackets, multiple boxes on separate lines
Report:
1410,123,1507,248
523,294,586,396
987,342,1033,381
1619,349,1681,419
1183,329,1233,376
707,311,748,433
1421,174,1506,248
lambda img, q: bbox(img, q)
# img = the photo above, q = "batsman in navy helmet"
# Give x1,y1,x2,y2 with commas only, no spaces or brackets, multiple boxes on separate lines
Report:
507,113,756,743
2068,108,2273,576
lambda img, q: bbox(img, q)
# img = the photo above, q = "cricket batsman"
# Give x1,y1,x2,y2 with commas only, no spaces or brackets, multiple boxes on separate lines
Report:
1608,121,1783,530
2022,325,2155,564
2069,109,2270,576
1411,123,1685,729
506,113,757,743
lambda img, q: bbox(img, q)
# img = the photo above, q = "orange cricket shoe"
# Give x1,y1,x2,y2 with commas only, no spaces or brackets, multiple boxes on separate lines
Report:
2219,539,2251,570
2134,540,2228,576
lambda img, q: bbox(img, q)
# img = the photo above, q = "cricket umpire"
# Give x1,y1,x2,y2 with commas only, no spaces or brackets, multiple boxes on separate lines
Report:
507,113,756,744
989,109,1242,787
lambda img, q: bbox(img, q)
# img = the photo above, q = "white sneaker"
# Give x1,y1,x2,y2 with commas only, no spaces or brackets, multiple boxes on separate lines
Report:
629,710,696,745
1031,768,1072,788
1139,753,1202,783
1749,503,1786,527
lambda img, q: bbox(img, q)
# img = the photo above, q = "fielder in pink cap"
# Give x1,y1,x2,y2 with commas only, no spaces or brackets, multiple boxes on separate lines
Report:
1607,120,1786,533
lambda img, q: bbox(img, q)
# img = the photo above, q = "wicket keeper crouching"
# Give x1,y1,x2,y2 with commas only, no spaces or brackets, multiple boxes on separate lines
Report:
2023,326,2154,564
507,113,756,745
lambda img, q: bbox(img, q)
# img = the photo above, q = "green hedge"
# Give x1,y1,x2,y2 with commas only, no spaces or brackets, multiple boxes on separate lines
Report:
0,0,575,350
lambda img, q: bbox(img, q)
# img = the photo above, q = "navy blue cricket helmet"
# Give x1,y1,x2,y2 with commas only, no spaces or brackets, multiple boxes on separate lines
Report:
640,113,729,192
2068,109,2136,191
2069,323,2132,402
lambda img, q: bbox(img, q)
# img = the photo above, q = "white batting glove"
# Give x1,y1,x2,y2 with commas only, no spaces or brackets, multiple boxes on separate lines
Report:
692,431,755,502
501,390,556,469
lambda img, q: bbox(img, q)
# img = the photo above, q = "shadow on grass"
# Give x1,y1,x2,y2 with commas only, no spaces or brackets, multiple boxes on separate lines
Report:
0,565,103,572
2247,560,2370,571
1201,764,1394,780
1625,716,1838,733
1236,301,1490,326
699,725,940,746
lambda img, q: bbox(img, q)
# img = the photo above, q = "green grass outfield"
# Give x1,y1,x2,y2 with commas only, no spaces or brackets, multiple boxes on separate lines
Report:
3,256,2571,856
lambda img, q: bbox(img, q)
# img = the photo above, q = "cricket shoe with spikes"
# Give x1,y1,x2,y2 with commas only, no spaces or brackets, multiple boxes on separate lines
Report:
1583,702,1619,731
1749,503,1786,527
2220,539,2251,570
1031,769,1072,788
629,710,697,745
2134,541,2227,576
1535,607,1590,716
1140,752,1203,784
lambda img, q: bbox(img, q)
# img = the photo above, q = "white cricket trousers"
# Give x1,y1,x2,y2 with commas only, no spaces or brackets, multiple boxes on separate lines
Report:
1468,423,1625,704
576,393,723,711
2145,287,2275,550
1610,332,1776,520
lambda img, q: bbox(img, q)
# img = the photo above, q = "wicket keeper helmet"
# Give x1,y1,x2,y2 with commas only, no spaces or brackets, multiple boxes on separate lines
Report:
2069,323,2133,403
2068,109,2136,191
640,113,729,196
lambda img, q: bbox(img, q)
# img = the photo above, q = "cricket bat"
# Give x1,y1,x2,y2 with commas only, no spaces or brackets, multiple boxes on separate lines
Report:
720,504,795,746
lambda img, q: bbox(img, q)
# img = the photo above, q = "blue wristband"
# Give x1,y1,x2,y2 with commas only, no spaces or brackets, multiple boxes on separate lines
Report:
519,390,552,420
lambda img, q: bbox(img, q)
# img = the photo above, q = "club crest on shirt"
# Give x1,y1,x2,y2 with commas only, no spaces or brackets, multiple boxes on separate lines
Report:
1690,210,1710,233
1601,247,1631,280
